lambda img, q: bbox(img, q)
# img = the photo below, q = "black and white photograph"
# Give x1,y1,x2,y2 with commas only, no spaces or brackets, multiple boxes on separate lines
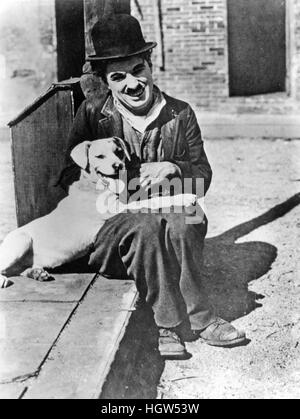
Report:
0,0,299,400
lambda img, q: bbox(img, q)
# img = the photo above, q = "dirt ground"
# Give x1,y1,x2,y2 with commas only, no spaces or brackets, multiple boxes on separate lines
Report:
159,137,300,399
0,133,299,399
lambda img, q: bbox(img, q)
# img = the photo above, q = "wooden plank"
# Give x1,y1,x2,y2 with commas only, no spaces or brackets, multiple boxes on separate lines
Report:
23,278,137,399
154,0,165,71
7,83,78,128
10,89,74,226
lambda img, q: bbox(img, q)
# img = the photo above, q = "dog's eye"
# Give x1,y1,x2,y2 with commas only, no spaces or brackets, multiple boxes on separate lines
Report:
96,154,105,159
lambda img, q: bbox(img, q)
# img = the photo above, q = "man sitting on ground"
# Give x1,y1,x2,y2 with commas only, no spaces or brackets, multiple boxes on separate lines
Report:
59,14,246,358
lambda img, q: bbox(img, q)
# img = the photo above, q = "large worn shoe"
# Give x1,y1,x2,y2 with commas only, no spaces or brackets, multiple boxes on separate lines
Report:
195,318,246,347
158,328,187,359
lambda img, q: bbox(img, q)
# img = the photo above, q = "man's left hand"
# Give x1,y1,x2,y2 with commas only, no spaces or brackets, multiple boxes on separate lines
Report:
140,162,181,190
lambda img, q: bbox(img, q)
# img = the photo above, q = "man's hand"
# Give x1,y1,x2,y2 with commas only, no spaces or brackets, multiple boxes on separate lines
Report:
140,162,181,190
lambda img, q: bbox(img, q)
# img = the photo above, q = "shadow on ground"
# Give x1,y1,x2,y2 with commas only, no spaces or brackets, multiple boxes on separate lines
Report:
100,304,164,399
203,193,300,321
99,193,300,398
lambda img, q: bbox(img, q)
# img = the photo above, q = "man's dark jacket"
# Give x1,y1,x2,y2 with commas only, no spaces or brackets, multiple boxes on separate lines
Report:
58,92,212,195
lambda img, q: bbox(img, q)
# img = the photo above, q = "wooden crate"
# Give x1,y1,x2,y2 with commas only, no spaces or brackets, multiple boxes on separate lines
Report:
8,79,84,227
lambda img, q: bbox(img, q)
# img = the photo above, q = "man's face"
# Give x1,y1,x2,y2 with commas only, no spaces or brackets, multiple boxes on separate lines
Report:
106,55,154,115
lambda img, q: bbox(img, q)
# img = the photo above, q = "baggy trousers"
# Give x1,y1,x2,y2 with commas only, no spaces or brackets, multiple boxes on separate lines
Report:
89,209,216,330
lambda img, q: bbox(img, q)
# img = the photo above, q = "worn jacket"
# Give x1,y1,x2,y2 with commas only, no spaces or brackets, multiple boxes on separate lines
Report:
58,92,212,195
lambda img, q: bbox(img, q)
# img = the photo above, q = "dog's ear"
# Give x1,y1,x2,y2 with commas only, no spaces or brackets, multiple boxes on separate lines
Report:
113,137,131,162
70,141,92,170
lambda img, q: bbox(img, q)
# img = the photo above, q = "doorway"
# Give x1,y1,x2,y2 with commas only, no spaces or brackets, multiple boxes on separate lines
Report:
227,0,286,96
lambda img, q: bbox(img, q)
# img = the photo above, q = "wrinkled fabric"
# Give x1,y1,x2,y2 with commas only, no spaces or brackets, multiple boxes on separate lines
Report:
89,211,216,329
57,90,215,329
122,117,164,163
58,91,212,196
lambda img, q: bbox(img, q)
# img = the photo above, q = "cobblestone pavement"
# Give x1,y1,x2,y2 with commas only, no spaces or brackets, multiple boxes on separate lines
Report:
0,136,299,399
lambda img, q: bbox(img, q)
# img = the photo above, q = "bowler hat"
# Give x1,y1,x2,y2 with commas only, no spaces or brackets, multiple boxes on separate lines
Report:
87,14,157,61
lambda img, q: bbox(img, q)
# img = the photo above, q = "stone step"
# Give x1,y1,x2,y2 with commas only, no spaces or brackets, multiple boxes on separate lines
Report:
0,274,137,399
197,112,300,139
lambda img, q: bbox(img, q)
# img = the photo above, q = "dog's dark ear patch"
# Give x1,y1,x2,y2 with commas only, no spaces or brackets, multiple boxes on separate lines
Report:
113,137,131,162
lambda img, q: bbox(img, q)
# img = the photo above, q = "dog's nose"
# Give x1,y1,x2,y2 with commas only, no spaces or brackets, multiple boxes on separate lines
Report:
113,162,124,171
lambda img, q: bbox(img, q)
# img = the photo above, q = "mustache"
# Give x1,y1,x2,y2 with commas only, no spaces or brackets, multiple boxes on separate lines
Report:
125,84,145,96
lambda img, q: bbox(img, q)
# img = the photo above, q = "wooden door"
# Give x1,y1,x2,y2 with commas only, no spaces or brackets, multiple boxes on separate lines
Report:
227,0,286,96
55,0,86,81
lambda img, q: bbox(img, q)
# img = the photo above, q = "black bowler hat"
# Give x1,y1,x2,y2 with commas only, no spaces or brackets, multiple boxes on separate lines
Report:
87,14,157,61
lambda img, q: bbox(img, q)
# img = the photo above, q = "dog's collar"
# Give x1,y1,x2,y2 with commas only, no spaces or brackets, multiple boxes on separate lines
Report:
96,175,110,190
96,172,121,191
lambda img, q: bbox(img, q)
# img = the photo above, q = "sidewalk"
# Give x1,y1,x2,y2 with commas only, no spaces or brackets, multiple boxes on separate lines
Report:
0,272,137,399
2,110,300,142
196,113,300,139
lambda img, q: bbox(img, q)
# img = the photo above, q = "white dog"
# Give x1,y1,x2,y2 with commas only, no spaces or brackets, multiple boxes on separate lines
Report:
0,137,197,288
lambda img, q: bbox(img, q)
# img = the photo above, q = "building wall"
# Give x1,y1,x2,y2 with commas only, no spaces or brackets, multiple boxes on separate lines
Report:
0,0,57,124
131,0,228,109
1,0,300,122
291,0,300,101
132,0,300,114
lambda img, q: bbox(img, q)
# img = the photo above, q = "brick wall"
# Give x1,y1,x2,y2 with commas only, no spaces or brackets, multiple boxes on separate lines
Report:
131,0,300,114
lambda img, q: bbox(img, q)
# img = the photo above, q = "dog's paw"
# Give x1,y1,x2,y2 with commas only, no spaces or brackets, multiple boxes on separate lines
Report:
24,268,54,282
0,274,13,288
